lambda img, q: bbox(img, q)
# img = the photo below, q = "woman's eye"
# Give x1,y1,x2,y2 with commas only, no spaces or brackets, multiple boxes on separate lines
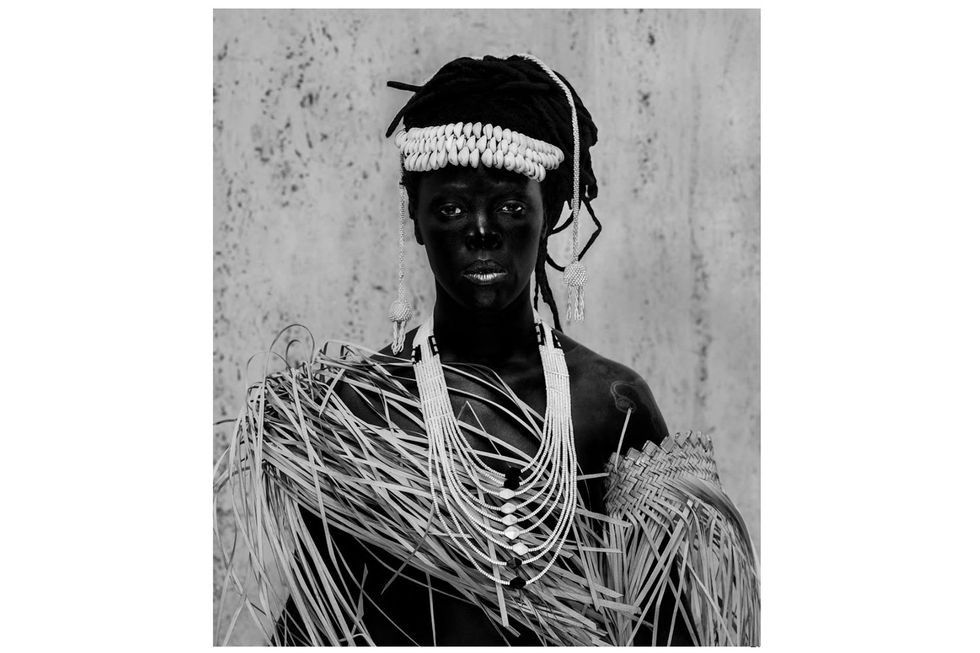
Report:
499,202,526,216
438,204,464,219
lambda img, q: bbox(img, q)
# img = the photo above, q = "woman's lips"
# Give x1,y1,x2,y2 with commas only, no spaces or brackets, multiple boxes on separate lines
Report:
462,260,507,285
463,270,508,285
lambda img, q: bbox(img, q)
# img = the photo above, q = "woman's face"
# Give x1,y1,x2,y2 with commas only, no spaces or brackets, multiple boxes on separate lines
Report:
412,165,545,314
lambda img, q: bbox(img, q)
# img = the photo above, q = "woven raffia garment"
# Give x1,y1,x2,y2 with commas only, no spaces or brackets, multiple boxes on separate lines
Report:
213,341,760,646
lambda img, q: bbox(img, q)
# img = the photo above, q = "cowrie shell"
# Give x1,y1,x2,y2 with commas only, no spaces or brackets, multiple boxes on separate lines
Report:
448,146,459,166
503,152,515,170
458,146,470,166
437,149,447,167
437,124,446,137
476,135,487,151
469,148,479,167
502,128,512,141
481,147,493,167
493,125,503,140
515,154,526,172
467,136,476,151
483,123,494,138
463,122,473,137
493,149,504,167
473,122,482,137
453,122,462,137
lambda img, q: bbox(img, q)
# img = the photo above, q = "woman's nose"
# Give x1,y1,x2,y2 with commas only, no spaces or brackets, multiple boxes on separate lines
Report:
464,209,503,250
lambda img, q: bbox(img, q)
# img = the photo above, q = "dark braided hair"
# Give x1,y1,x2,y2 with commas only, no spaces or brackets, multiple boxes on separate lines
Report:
386,55,603,331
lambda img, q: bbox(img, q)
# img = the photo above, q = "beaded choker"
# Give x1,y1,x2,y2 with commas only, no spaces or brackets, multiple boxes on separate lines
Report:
411,314,578,589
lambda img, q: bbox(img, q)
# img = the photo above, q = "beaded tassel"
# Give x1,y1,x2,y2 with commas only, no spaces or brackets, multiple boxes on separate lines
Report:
563,260,587,322
388,185,412,353
520,53,587,323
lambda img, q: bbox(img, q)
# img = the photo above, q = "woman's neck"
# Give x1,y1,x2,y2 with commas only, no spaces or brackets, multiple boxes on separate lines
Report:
431,289,538,368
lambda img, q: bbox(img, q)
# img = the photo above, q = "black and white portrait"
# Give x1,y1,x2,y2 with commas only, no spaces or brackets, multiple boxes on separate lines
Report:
213,8,760,646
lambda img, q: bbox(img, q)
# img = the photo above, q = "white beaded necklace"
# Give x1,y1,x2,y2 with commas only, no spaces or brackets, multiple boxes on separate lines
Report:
411,313,578,589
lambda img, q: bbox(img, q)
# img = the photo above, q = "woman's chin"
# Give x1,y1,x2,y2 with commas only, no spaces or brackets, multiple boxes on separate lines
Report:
455,289,518,314
437,278,529,315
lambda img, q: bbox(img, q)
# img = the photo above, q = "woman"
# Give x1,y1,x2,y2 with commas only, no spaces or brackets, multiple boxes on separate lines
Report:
215,54,758,646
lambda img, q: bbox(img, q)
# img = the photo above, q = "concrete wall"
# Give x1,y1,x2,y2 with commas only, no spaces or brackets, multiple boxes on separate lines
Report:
214,8,759,643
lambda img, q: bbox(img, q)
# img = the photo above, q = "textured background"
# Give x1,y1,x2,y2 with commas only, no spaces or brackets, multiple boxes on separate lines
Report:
213,8,759,644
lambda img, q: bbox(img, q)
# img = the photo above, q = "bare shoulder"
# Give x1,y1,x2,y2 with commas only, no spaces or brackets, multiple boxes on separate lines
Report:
371,326,419,362
556,331,670,459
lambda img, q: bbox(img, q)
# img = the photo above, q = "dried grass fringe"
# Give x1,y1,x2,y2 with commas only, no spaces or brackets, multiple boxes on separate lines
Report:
213,337,760,646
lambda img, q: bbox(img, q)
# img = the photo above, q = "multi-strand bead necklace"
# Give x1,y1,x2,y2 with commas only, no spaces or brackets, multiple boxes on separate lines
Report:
411,314,578,589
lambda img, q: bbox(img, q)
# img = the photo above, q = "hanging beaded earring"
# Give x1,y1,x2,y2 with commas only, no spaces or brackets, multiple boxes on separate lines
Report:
520,53,587,322
388,184,413,353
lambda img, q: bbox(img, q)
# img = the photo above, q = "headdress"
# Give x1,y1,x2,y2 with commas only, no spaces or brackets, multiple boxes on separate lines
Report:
384,54,604,351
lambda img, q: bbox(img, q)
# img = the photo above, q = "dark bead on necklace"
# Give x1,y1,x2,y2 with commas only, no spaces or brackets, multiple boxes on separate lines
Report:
509,576,526,590
507,557,523,570
503,475,520,491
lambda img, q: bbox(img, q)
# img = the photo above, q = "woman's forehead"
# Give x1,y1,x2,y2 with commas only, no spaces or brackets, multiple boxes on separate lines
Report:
418,165,539,195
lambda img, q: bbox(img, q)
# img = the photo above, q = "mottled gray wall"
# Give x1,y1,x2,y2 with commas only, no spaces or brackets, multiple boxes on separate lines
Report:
214,8,759,644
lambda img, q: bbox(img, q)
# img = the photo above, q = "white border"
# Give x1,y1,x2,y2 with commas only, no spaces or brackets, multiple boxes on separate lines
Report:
4,2,978,650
